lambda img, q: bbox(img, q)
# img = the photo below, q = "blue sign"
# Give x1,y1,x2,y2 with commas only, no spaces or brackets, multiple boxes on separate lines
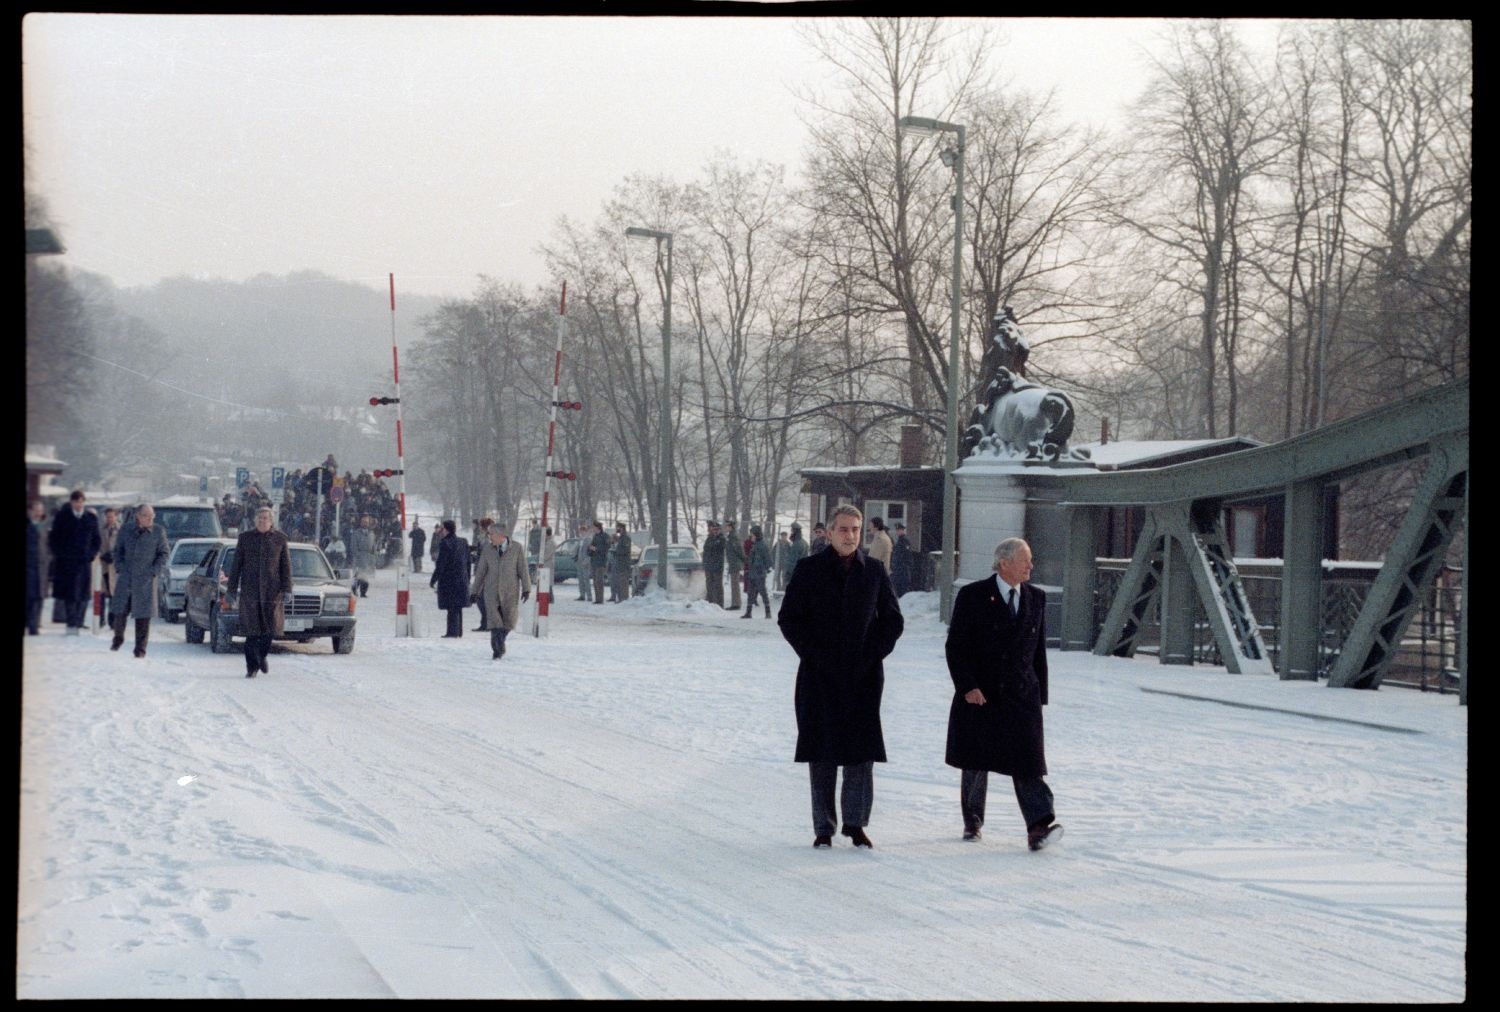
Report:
236,467,250,491
199,475,208,494
271,467,285,491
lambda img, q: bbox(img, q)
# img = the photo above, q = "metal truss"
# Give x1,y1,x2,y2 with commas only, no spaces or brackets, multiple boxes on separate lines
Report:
1327,436,1468,690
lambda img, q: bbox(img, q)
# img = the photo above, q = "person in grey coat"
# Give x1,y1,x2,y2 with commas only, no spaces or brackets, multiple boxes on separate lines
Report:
944,537,1061,851
109,504,171,658
349,515,376,597
226,506,294,677
743,525,774,618
574,522,592,600
786,522,809,576
469,524,532,660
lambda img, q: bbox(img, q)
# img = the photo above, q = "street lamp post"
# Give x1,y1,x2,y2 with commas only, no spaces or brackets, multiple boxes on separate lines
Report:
898,114,965,623
625,226,674,590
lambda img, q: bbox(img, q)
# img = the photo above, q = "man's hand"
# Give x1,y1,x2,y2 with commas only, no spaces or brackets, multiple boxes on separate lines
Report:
964,688,987,705
521,589,530,602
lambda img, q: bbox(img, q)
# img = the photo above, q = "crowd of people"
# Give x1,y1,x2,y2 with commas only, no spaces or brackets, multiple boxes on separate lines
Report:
217,455,405,568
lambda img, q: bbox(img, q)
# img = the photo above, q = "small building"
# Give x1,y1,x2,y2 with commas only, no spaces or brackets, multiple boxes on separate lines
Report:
25,444,68,504
799,425,943,589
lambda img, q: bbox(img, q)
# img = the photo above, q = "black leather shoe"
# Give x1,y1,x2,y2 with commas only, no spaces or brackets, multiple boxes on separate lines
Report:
1028,823,1063,851
963,828,982,841
841,826,873,849
813,835,832,849
260,657,269,674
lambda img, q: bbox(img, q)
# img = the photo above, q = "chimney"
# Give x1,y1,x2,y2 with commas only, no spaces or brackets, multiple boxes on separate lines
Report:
899,425,923,468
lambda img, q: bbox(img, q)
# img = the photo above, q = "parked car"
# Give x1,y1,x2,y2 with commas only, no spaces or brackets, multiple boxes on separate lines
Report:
632,543,704,596
528,536,580,585
158,537,234,623
121,499,223,548
183,541,357,655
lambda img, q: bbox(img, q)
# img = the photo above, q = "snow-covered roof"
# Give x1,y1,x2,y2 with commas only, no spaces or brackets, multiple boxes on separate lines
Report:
25,445,66,470
801,465,944,476
1072,437,1262,470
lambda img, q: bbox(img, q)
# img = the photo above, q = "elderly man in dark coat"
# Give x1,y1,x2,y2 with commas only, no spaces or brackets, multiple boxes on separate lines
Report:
227,506,293,677
48,489,101,635
944,537,1062,851
777,504,904,849
109,504,171,658
430,519,471,637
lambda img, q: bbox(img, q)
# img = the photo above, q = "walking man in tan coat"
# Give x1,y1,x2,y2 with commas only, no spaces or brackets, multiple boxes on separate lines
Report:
470,523,531,660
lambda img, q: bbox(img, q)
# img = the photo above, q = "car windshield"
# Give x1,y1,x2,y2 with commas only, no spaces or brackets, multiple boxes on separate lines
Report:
156,508,222,540
641,546,698,563
289,547,334,581
170,541,219,567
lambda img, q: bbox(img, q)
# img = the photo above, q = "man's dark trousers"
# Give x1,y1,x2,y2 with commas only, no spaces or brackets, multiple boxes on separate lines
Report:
809,761,874,837
961,769,1054,833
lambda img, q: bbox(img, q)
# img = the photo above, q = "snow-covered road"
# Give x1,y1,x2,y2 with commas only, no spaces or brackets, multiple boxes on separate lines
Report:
18,570,1467,999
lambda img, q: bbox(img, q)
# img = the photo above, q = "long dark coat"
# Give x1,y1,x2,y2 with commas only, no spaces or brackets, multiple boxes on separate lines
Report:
944,577,1050,778
26,519,49,601
112,522,171,620
778,546,904,764
701,532,725,573
226,528,293,636
47,506,100,602
430,534,471,610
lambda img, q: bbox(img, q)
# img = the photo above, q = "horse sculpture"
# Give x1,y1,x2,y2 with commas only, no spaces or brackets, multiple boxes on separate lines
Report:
961,307,1089,463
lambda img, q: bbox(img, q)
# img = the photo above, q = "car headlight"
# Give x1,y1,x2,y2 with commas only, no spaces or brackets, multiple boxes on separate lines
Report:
323,595,352,616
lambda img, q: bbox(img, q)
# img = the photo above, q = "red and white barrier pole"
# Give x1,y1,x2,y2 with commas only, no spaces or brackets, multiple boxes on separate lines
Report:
532,282,567,638
390,273,412,637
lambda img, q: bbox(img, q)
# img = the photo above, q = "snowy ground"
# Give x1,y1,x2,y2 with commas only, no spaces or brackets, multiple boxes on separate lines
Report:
18,568,1467,1000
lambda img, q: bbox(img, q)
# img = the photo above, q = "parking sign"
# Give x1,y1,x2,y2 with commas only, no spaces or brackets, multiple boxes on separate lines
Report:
236,467,250,491
271,467,285,491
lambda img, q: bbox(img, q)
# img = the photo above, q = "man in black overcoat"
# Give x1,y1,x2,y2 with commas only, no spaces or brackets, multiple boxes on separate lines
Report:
48,489,101,634
778,504,904,849
944,537,1062,851
227,506,293,677
430,519,471,637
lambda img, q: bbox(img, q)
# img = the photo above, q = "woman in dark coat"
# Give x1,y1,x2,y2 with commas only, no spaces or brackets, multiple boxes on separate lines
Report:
429,520,471,637
227,506,293,677
777,505,903,848
109,504,170,657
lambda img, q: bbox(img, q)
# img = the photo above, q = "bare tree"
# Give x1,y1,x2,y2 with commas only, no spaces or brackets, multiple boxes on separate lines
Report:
1123,22,1282,437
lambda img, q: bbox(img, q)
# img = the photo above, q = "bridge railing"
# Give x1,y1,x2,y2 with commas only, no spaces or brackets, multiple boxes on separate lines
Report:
1093,559,1463,695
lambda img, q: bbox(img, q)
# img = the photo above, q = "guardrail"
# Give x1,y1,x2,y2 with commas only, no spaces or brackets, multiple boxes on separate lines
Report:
1094,559,1462,694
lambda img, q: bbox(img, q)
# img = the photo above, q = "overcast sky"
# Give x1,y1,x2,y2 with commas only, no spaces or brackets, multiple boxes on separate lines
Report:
23,15,1282,301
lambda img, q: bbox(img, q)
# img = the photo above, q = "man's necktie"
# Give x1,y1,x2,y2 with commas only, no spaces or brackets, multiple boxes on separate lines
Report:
1008,587,1017,617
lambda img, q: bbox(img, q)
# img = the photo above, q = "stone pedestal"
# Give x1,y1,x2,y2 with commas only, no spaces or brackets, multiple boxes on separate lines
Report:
954,465,1028,582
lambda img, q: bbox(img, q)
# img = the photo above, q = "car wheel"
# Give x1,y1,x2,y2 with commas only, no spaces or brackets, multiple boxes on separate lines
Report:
332,629,355,655
168,609,181,624
209,605,237,654
185,615,204,644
